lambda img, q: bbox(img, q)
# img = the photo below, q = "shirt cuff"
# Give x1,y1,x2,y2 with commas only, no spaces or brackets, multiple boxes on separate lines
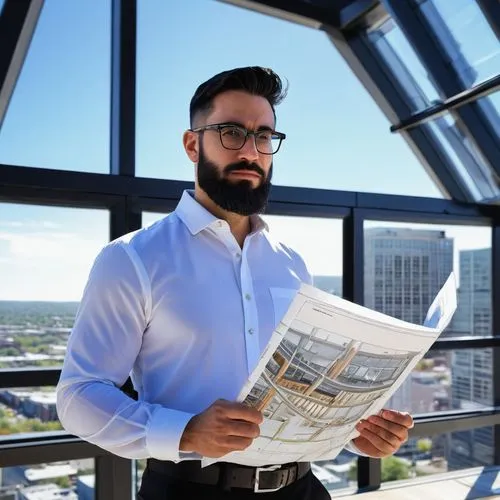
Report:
146,406,195,461
344,439,369,457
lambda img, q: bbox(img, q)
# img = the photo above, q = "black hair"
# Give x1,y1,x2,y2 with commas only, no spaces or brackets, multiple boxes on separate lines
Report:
189,66,287,127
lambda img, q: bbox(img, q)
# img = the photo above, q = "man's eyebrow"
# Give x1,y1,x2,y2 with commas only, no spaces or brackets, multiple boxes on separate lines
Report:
220,121,274,131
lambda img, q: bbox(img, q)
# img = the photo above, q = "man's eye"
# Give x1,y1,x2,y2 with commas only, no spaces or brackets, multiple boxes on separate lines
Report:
222,127,244,138
257,132,272,141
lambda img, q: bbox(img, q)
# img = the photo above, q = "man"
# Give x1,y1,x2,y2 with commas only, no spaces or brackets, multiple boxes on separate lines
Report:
56,67,413,499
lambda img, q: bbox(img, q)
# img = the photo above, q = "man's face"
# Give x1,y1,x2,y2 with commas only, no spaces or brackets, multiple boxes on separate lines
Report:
194,90,275,216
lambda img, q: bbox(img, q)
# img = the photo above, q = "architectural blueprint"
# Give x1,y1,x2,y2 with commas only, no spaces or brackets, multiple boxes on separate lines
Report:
205,273,457,466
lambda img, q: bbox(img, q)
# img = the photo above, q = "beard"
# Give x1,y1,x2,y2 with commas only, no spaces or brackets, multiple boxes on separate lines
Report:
196,141,272,216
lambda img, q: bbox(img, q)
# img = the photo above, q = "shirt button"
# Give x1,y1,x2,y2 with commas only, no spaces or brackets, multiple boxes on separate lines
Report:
248,328,254,335
236,253,241,259
245,293,251,301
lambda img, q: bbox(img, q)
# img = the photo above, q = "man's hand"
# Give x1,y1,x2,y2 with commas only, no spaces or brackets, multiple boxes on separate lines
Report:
179,399,263,458
353,409,413,458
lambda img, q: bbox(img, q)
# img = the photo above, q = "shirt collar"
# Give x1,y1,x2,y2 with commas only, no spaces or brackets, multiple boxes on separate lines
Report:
175,190,269,235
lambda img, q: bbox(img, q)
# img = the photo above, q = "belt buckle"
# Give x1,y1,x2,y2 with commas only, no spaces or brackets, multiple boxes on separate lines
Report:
254,464,283,493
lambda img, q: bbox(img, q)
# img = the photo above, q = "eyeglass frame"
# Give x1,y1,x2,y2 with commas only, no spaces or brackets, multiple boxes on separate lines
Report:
190,122,286,155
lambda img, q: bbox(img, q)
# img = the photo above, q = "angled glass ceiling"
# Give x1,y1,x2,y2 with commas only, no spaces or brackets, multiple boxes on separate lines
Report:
368,0,500,203
367,18,441,112
478,92,500,139
419,0,500,87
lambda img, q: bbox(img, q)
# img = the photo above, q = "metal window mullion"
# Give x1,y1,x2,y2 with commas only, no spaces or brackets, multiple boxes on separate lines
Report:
392,74,500,132
492,221,500,464
0,0,43,128
95,455,133,500
477,0,500,39
110,0,137,177
217,0,340,28
386,0,500,181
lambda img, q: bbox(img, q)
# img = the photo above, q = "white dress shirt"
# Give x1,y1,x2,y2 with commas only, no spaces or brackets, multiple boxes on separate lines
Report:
57,190,360,466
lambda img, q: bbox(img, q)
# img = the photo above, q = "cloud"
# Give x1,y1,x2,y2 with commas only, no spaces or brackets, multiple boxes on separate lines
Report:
0,230,104,262
0,220,62,230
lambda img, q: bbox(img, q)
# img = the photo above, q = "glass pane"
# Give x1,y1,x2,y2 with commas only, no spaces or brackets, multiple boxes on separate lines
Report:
420,0,500,87
364,221,491,333
313,449,357,495
136,0,441,198
478,91,500,140
367,18,441,112
425,114,500,202
364,221,492,415
0,386,62,434
261,216,343,289
0,0,111,173
0,204,109,368
1,458,94,499
379,425,494,485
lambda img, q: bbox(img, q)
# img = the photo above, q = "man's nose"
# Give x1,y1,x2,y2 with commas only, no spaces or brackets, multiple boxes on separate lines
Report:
238,135,260,163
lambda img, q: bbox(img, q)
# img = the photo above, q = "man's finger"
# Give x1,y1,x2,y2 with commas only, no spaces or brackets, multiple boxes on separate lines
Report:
222,435,254,451
356,424,397,455
357,421,400,450
226,421,260,439
379,409,413,428
367,415,408,441
353,436,384,459
216,400,263,424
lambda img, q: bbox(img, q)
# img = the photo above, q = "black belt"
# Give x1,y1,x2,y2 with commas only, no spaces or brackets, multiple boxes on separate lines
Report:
147,459,311,493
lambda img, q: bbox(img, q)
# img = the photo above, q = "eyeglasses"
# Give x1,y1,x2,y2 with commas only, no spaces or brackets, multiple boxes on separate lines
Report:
190,122,286,155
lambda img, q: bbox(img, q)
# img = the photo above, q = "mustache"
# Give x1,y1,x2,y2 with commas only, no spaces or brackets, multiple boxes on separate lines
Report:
224,162,265,178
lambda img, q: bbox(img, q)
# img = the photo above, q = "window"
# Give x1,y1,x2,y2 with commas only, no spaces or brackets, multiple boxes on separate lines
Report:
364,220,491,334
367,17,441,112
135,0,440,197
364,221,492,417
379,425,493,484
419,0,500,87
477,91,500,140
262,216,343,296
0,204,109,369
424,114,500,202
0,0,111,173
1,459,94,498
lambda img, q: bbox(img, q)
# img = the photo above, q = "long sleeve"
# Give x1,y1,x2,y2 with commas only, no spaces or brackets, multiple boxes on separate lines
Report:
56,242,194,460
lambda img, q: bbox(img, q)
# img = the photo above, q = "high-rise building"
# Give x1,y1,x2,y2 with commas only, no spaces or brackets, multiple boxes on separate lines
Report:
364,227,453,325
448,248,493,470
364,228,453,412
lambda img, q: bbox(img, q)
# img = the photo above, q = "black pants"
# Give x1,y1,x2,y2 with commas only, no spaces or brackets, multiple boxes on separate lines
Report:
137,465,331,499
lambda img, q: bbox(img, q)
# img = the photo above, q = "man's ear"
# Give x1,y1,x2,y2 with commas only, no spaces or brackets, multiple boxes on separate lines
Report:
183,130,199,163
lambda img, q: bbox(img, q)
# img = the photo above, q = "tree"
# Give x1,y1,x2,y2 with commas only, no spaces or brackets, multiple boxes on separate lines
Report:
381,456,410,482
417,438,432,454
348,456,410,483
54,476,71,489
415,359,434,371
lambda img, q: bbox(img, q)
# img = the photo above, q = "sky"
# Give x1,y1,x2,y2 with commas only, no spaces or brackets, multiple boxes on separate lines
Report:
0,0,497,301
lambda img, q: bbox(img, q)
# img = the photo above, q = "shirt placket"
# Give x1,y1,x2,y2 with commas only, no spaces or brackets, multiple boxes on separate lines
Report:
214,223,261,375
240,237,260,374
